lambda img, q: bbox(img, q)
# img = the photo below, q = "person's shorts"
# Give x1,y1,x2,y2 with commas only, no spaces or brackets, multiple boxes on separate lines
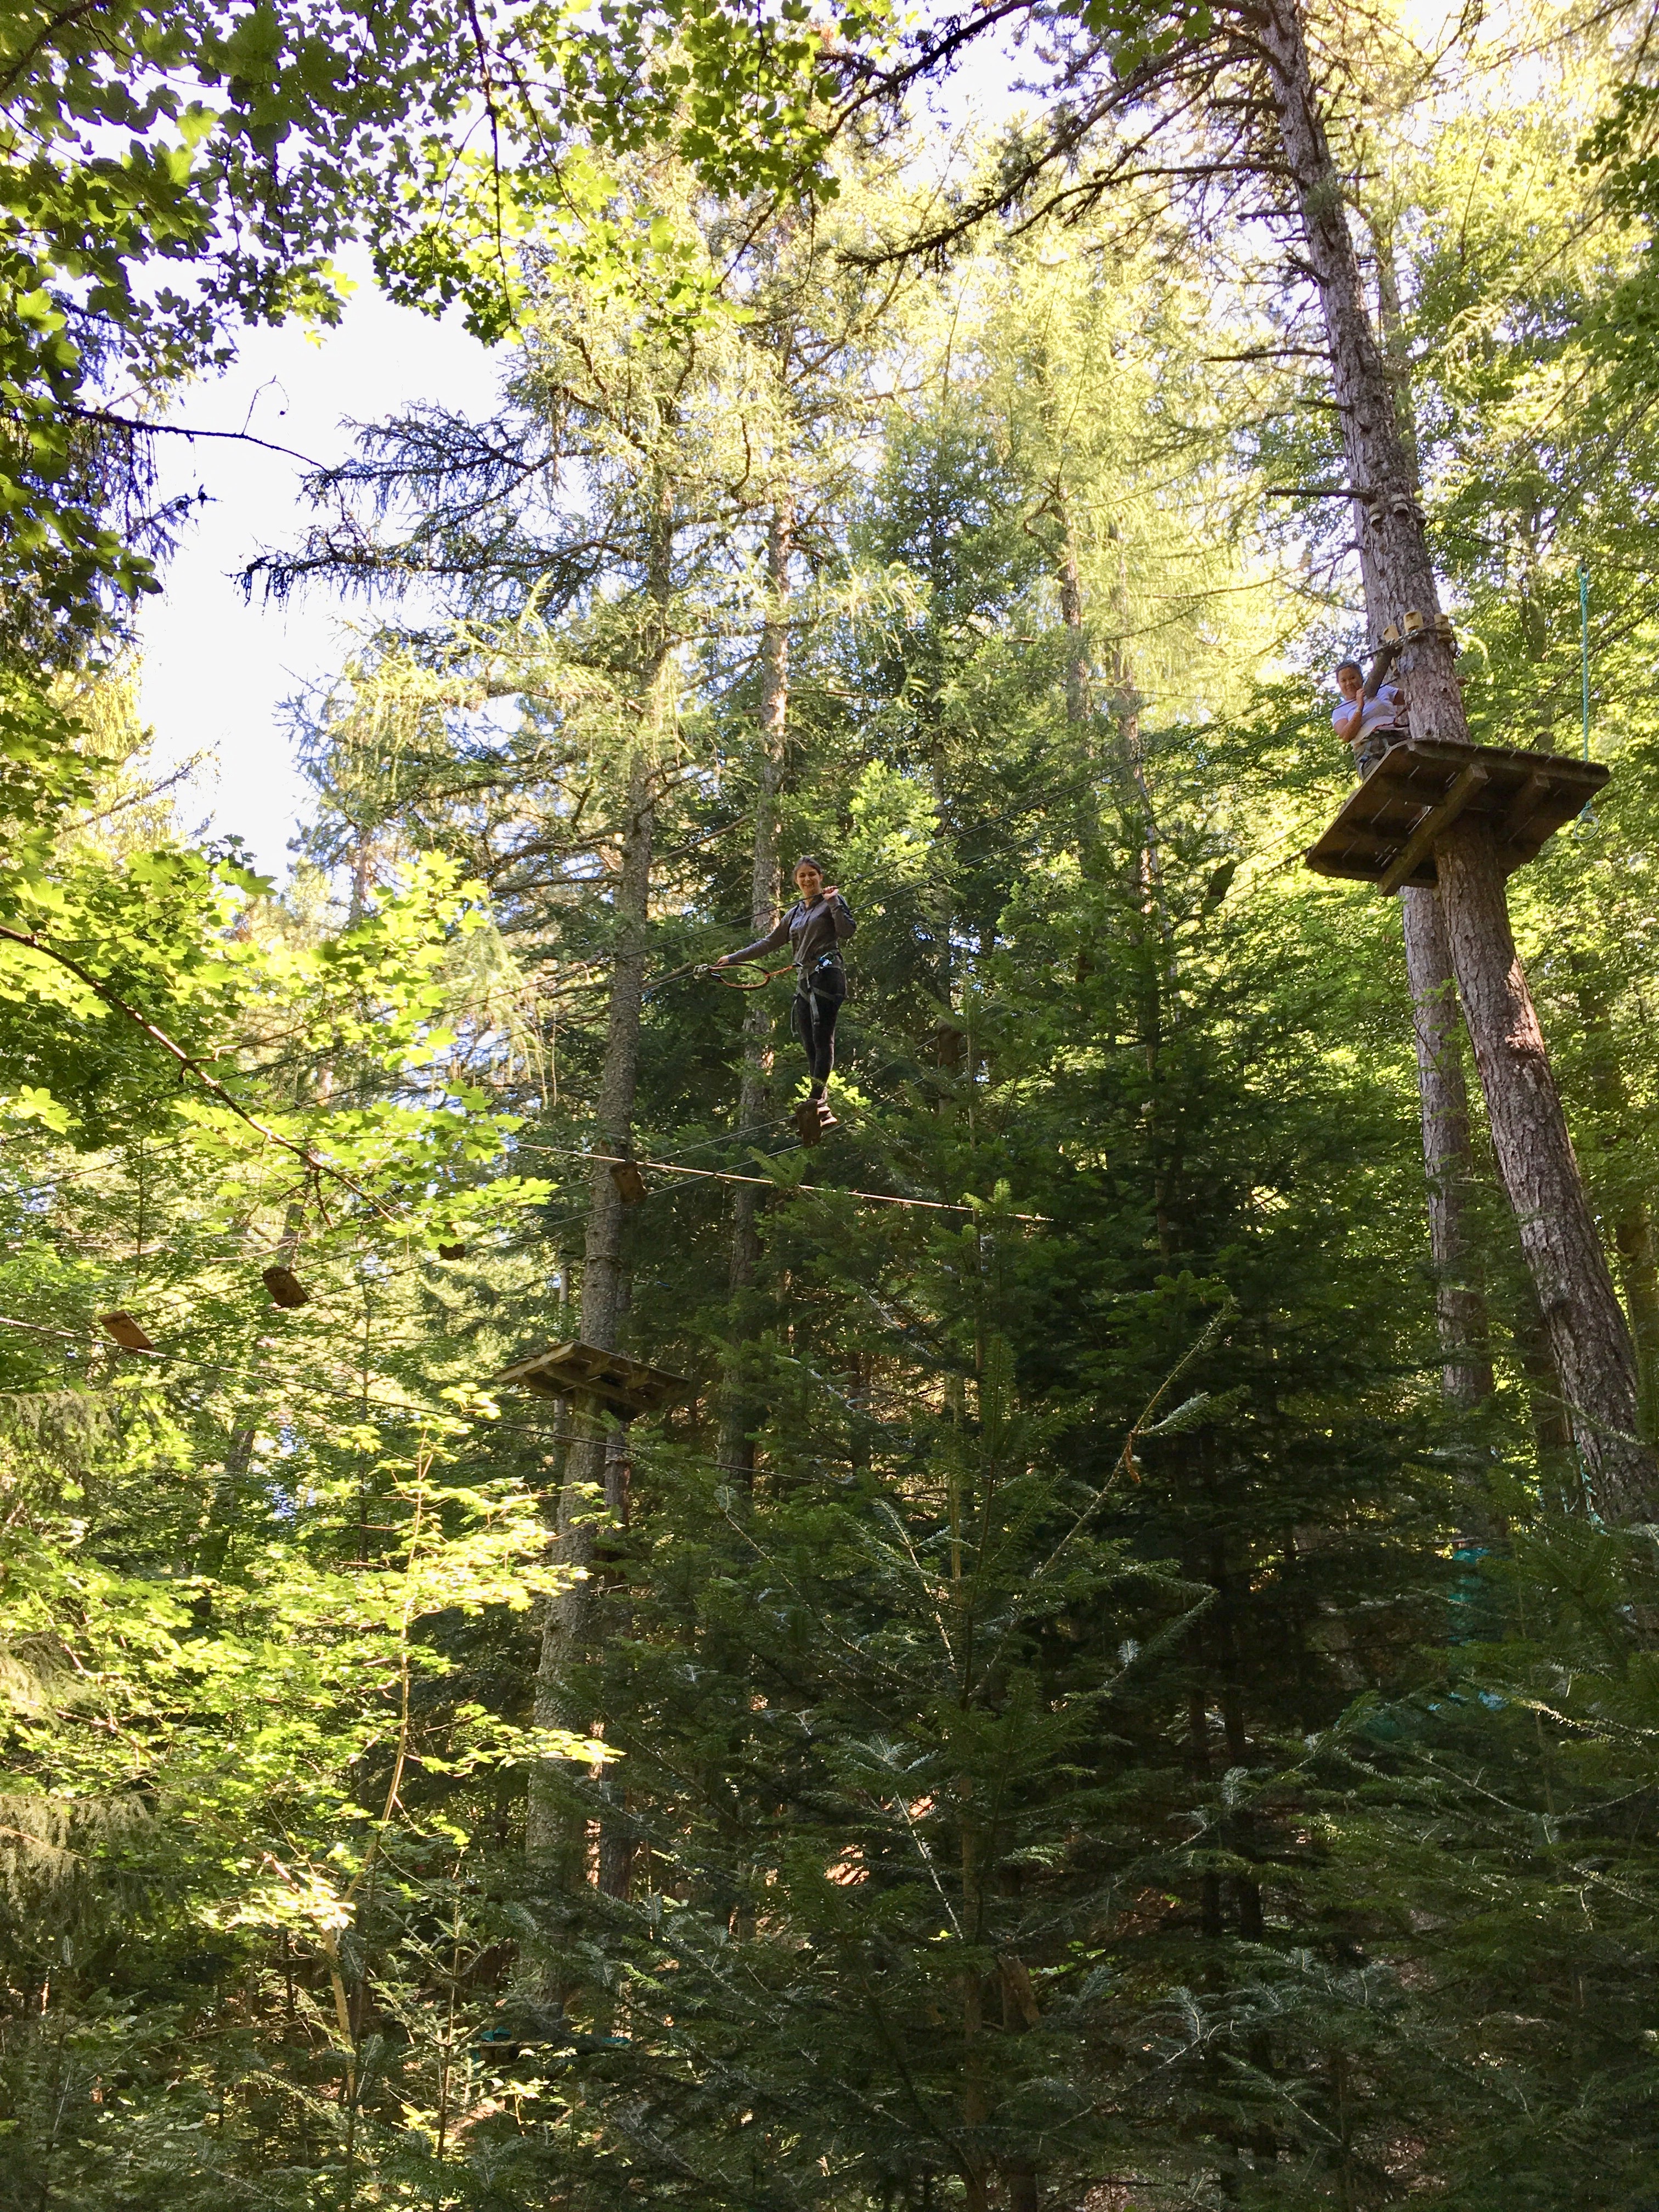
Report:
1355,731,1403,779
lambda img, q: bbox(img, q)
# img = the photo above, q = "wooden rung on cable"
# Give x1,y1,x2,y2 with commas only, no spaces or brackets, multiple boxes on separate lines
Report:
609,1159,648,1205
98,1311,155,1352
491,1340,688,1422
262,1264,310,1310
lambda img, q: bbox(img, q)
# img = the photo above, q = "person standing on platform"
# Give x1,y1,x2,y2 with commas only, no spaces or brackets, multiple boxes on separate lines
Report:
1333,640,1404,777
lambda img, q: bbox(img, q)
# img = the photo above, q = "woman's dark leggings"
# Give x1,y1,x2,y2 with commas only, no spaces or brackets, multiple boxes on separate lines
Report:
793,989,841,1090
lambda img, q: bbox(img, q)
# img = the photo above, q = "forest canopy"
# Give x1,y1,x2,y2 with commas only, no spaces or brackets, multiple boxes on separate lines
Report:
7,2,1659,2208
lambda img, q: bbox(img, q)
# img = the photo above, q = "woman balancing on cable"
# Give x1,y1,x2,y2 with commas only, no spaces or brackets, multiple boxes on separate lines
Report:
715,857,855,1138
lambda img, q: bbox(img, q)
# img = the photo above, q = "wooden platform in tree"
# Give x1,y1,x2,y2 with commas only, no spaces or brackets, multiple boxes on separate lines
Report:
1304,739,1610,894
490,1339,689,1421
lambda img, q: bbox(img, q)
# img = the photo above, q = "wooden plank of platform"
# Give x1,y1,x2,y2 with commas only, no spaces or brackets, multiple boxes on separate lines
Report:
491,1339,689,1421
1499,770,1551,847
1305,739,1609,893
1376,762,1487,896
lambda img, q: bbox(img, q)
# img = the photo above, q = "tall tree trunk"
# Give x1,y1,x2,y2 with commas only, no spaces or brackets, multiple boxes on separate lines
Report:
1358,191,1419,481
1362,191,1495,1412
1576,974,1659,1443
718,496,792,1488
929,723,962,1075
1514,1277,1577,1502
1259,0,1657,1519
1615,1212,1659,1445
1057,498,1090,732
1435,820,1652,1520
1107,636,1173,1261
1400,890,1494,1407
958,1819,990,2212
196,1421,256,1584
1256,0,1462,744
1056,487,1105,967
595,1430,636,1899
529,489,673,1870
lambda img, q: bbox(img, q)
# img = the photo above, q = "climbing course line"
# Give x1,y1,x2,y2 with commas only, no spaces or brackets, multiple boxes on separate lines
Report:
516,1144,1048,1222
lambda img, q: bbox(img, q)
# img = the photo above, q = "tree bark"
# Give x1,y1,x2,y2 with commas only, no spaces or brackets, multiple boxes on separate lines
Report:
929,724,962,1075
1399,889,1494,1407
1615,1211,1659,1444
595,1429,636,1900
1256,0,1462,740
1357,190,1419,480
1514,1277,1577,1501
1435,819,1656,1519
1057,499,1090,732
528,739,657,1810
958,1819,990,2212
717,496,792,1488
196,1421,256,1584
528,488,672,1867
1359,186,1496,1414
997,1931,1043,2212
1576,972,1659,1443
1108,641,1173,1261
1260,0,1655,1516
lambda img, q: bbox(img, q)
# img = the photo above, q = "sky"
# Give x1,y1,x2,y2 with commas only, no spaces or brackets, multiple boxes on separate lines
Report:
133,45,1037,875
136,274,503,873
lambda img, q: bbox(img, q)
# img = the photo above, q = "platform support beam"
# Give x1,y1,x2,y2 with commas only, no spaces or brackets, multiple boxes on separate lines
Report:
1437,819,1655,1519
1400,888,1495,1410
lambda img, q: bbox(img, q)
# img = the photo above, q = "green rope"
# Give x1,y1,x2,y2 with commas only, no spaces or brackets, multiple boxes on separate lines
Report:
1579,560,1592,763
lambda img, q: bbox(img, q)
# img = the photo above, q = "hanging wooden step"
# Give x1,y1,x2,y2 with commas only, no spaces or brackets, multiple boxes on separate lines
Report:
262,1264,310,1310
98,1311,155,1353
490,1340,688,1421
608,1158,648,1205
1305,738,1609,893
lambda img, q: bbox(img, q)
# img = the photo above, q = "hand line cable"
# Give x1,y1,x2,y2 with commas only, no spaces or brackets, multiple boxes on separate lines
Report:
514,1144,1048,1221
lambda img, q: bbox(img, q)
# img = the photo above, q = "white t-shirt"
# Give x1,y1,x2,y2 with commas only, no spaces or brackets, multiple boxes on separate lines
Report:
1332,682,1403,746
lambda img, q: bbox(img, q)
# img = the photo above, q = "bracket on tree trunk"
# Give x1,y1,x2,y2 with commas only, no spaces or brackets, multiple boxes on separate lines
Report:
1305,739,1609,891
491,1339,688,1422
